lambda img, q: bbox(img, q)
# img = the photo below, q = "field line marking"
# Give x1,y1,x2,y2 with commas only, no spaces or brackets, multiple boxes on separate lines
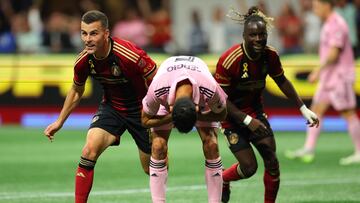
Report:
0,178,359,200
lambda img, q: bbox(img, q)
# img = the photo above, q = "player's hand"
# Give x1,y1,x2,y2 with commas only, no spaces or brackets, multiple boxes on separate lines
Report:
247,118,270,136
44,121,63,142
308,68,320,83
300,105,319,128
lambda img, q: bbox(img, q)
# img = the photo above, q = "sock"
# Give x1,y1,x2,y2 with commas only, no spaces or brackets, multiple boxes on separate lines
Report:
75,157,96,203
149,157,167,203
205,157,223,203
263,169,280,203
304,120,322,151
347,114,360,153
223,163,244,182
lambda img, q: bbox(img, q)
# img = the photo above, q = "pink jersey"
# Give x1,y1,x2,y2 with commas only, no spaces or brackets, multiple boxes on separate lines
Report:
319,12,355,88
142,56,227,116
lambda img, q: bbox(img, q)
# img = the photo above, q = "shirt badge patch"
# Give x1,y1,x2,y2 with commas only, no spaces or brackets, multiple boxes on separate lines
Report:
228,133,239,145
111,63,121,76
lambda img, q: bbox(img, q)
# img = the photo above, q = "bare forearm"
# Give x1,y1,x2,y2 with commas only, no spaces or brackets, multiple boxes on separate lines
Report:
141,114,172,128
197,108,227,122
278,79,304,108
57,85,84,124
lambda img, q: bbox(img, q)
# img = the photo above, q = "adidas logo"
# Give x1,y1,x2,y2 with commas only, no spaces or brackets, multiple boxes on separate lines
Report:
212,173,221,177
76,172,85,178
151,173,158,177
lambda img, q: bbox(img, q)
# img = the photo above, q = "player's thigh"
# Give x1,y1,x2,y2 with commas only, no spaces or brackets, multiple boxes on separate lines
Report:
329,81,357,112
253,136,280,171
312,83,331,115
82,127,118,160
223,129,257,166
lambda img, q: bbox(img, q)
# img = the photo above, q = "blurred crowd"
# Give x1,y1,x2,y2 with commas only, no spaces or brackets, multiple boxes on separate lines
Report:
1,0,360,57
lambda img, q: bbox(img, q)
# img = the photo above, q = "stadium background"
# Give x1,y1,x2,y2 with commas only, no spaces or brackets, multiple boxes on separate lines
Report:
1,0,360,202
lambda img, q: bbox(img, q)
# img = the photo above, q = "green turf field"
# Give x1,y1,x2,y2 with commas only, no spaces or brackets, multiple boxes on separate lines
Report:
0,126,359,203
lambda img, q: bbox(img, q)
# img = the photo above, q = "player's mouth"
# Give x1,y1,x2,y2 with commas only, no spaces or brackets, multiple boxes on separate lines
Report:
253,44,264,52
85,44,96,52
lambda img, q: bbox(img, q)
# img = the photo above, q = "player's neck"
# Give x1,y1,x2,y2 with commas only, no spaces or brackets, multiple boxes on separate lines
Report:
175,83,193,99
93,39,111,60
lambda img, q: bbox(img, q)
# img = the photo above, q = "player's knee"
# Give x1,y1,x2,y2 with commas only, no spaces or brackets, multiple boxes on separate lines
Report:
265,159,280,176
81,145,98,160
241,163,258,178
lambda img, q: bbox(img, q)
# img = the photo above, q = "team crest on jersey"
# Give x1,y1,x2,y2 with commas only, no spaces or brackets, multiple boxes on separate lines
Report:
228,133,239,145
111,63,121,76
92,116,99,123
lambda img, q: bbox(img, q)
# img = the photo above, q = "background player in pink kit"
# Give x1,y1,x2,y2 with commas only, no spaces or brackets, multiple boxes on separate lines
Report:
215,7,319,203
141,56,227,203
43,10,157,203
286,0,360,165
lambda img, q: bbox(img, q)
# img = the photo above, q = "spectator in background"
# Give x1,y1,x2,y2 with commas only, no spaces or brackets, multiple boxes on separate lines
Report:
112,7,149,48
138,0,171,52
188,10,208,55
335,0,358,56
42,11,74,53
0,0,16,53
208,6,227,54
276,2,304,55
285,0,360,166
301,0,321,54
11,11,42,53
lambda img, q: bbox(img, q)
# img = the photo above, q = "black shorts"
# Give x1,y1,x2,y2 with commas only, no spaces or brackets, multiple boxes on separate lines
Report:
89,103,151,154
223,113,274,153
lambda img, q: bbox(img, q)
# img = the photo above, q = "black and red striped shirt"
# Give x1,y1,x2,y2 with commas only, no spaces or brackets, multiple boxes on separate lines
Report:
74,37,156,116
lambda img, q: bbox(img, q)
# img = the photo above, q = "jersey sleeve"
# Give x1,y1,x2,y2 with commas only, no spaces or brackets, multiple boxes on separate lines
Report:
328,24,346,49
267,48,284,78
73,51,89,86
142,85,161,116
207,84,228,113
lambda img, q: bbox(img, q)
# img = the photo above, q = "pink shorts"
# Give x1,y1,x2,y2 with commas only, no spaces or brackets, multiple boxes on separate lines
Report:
151,105,220,131
313,80,356,111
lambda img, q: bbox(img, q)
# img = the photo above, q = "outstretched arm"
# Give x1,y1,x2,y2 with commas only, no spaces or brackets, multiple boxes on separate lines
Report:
273,74,319,127
44,84,85,141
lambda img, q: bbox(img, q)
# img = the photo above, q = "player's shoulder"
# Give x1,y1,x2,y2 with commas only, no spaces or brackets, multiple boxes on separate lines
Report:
265,45,280,58
74,49,89,67
219,44,244,69
112,37,141,64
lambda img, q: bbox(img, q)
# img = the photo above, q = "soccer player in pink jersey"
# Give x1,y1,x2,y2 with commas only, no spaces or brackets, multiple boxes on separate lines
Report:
141,56,228,203
215,7,319,203
44,10,157,202
286,0,360,165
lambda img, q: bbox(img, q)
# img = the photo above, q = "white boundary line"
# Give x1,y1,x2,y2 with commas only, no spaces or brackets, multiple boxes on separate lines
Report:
0,178,359,200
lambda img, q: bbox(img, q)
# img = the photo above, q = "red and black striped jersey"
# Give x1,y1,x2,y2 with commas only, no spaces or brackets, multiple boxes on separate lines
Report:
215,43,284,128
73,37,157,116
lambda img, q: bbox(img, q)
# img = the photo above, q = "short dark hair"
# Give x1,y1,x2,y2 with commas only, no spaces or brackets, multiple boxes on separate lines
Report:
172,97,197,133
81,10,108,29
